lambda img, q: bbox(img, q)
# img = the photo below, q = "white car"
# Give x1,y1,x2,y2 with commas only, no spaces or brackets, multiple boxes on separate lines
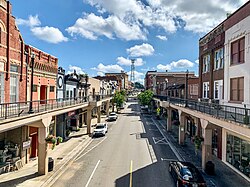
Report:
108,112,118,121
92,123,108,137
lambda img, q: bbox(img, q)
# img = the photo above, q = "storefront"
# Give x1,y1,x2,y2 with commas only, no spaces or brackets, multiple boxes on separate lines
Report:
226,134,250,179
29,127,38,158
56,113,67,139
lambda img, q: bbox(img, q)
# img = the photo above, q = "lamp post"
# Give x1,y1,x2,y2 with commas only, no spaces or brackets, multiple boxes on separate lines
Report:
165,78,168,99
28,52,35,114
185,69,189,107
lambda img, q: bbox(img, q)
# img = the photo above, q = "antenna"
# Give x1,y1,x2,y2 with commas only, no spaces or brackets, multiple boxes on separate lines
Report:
130,59,135,83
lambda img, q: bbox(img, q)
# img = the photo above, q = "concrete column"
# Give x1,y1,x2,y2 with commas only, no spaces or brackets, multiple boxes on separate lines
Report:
167,108,172,131
106,101,110,116
202,127,213,170
221,128,227,162
194,117,200,136
87,107,92,135
97,106,101,123
38,126,48,175
178,111,185,145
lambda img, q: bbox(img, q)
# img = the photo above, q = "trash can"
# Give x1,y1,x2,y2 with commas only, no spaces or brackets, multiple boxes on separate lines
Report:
48,157,54,172
205,161,215,175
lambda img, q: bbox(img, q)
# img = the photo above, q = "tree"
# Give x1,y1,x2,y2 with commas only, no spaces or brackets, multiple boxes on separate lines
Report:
112,91,126,111
137,90,153,106
134,82,144,89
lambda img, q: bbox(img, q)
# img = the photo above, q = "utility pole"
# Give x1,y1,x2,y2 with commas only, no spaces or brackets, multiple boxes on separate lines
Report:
130,59,135,83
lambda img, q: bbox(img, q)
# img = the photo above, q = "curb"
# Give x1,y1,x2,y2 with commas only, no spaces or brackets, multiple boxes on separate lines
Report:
40,136,93,187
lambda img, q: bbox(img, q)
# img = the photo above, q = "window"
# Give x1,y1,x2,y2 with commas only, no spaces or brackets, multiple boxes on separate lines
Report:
10,74,18,103
214,48,224,70
0,72,4,103
10,65,18,73
50,86,55,92
203,54,210,73
203,82,209,98
32,85,37,92
189,84,198,95
66,90,69,98
70,90,73,98
214,82,219,99
231,37,245,65
230,77,244,102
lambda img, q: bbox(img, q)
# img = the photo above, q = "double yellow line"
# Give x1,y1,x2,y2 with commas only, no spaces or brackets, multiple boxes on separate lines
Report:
129,160,133,187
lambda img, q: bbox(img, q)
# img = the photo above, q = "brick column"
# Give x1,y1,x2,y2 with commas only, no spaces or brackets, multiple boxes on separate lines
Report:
201,126,213,170
87,107,92,135
97,106,101,123
167,108,172,131
178,111,185,145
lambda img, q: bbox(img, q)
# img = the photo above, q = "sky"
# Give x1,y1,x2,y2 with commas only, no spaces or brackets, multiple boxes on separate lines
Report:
11,0,248,83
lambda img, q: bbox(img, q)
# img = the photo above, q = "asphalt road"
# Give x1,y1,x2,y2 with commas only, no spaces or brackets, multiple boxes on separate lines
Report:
52,101,178,187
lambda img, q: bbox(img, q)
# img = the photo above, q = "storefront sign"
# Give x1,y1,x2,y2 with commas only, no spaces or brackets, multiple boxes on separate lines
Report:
68,111,75,116
23,140,31,150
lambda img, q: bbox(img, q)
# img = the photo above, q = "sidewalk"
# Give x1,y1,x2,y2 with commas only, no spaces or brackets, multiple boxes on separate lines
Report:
0,116,107,187
156,118,250,187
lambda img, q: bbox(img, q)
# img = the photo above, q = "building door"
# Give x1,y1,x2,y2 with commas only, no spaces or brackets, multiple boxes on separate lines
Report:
30,134,38,158
40,85,47,104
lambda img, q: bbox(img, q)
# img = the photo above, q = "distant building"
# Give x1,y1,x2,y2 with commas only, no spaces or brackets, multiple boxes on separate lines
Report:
105,71,129,90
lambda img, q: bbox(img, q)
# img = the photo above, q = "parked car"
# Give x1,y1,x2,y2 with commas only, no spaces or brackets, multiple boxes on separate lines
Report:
108,112,118,121
92,123,108,137
169,161,206,187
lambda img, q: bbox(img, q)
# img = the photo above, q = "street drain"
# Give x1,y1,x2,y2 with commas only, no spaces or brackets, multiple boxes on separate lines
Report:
57,157,63,160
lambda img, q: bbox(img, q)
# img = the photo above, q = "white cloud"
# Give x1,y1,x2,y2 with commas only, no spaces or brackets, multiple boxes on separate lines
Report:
67,65,85,74
66,13,146,41
16,15,41,27
31,26,68,44
97,71,105,76
84,0,247,34
116,57,144,66
156,35,168,41
127,43,154,57
157,59,194,71
195,59,199,64
92,63,124,73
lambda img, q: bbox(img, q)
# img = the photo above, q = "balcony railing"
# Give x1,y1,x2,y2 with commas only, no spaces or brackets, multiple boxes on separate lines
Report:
154,95,250,126
0,95,113,120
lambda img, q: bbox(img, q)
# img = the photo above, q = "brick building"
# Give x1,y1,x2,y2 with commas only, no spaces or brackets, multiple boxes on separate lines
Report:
0,0,26,103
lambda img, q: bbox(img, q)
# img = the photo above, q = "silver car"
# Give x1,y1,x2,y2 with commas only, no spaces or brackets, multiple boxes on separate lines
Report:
92,123,108,137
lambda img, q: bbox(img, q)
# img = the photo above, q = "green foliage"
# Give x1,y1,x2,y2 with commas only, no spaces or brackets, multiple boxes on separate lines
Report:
134,82,144,89
137,90,154,106
113,91,126,108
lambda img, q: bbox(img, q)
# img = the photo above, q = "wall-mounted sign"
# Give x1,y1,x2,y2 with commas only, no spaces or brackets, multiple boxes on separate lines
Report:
23,139,31,150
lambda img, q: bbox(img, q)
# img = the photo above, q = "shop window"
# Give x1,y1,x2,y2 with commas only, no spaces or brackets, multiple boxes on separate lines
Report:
230,77,244,102
226,134,250,178
231,37,245,65
50,86,55,92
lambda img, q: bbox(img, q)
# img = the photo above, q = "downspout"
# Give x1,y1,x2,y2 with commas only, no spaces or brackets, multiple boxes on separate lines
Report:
6,1,10,80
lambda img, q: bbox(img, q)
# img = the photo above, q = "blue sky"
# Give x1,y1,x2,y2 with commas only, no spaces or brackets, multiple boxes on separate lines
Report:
11,0,247,83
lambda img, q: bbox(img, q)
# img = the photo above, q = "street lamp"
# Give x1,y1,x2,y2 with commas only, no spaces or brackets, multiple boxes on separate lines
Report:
165,78,168,98
185,69,189,107
28,52,35,114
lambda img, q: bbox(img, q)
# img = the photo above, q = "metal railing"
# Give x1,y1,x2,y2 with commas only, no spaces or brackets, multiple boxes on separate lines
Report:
0,94,113,120
154,95,250,125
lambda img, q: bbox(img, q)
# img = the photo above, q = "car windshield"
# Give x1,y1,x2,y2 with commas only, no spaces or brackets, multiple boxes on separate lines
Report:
110,113,116,116
96,125,104,129
181,166,201,181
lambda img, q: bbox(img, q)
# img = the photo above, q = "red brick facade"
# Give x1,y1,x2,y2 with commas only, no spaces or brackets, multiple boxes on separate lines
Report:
0,0,26,103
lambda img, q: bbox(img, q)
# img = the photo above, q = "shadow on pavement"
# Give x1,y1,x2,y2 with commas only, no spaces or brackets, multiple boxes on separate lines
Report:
0,173,40,187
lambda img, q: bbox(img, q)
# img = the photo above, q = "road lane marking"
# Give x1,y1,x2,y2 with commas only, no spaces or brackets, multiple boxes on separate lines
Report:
152,137,169,145
75,137,107,161
152,118,184,161
129,160,133,187
85,160,101,187
161,158,176,161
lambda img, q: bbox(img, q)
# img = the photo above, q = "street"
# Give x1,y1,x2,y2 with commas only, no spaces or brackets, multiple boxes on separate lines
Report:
52,101,178,187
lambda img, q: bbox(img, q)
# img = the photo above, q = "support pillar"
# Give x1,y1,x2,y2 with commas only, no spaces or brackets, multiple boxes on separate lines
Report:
106,101,110,116
201,125,213,170
178,111,185,145
167,108,172,131
37,117,51,175
87,107,92,135
97,106,101,123
194,117,201,136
